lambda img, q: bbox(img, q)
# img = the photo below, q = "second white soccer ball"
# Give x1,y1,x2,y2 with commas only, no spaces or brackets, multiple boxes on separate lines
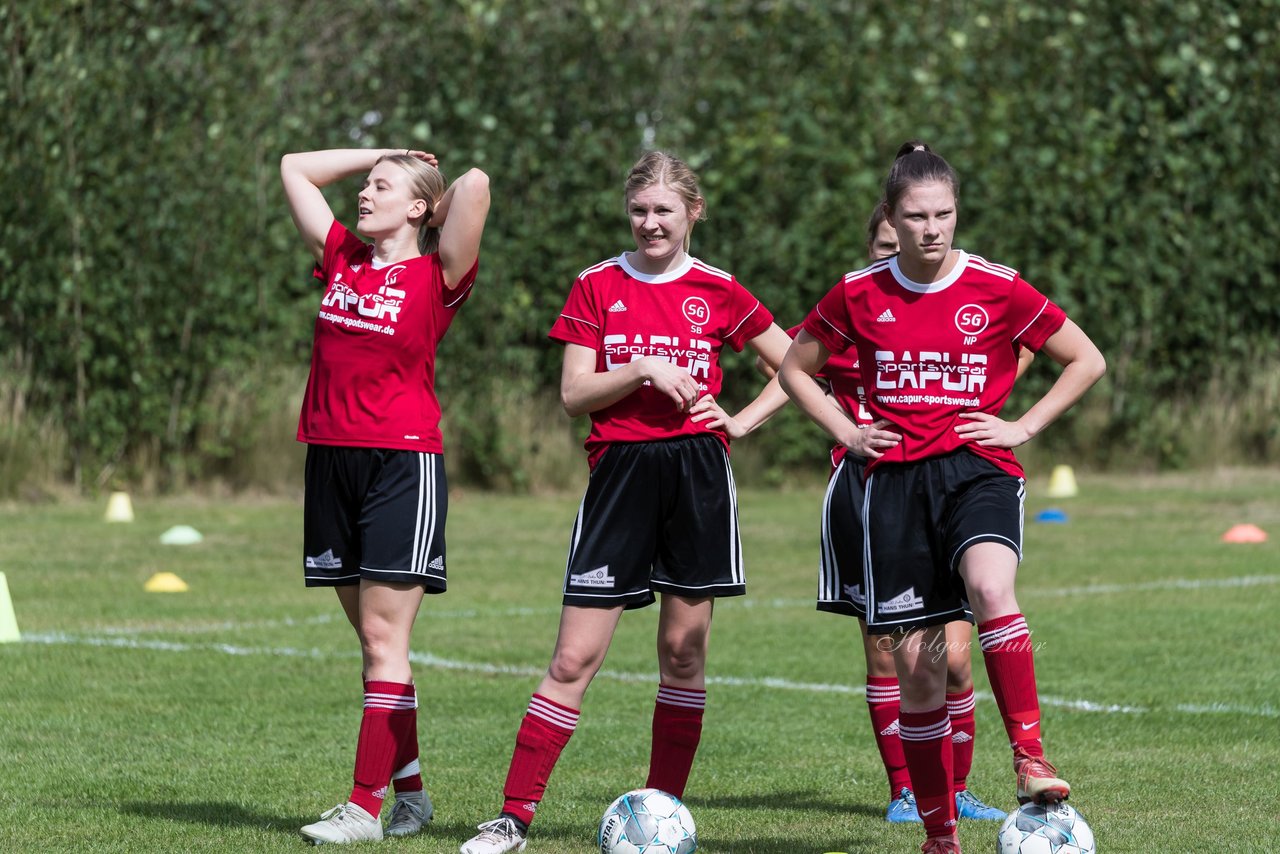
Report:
598,788,697,854
997,801,1095,854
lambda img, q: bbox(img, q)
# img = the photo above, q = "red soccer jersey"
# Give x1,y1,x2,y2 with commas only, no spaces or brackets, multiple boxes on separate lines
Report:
802,251,1066,477
297,221,478,453
549,253,774,469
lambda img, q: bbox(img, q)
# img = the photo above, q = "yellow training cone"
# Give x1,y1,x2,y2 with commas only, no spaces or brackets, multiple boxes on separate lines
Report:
1046,464,1079,498
0,572,20,643
104,491,135,522
144,572,189,593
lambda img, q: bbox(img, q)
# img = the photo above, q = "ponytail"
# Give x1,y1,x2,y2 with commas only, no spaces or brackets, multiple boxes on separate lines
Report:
883,140,959,213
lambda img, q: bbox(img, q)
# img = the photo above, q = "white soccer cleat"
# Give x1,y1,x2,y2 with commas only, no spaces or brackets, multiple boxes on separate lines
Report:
300,802,383,845
460,816,528,854
385,789,433,838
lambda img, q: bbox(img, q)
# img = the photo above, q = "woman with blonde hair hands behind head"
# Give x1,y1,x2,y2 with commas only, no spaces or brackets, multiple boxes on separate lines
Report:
280,144,489,844
460,150,791,854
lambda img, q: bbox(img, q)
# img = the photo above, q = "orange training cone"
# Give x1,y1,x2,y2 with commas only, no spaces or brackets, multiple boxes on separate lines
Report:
1221,524,1268,543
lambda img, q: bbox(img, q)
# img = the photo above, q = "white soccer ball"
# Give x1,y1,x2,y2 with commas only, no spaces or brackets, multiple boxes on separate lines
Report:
598,788,697,854
997,802,1096,854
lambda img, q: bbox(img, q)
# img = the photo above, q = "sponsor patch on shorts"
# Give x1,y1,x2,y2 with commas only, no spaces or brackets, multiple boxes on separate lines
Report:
843,583,867,606
878,587,925,613
305,549,343,569
570,566,615,588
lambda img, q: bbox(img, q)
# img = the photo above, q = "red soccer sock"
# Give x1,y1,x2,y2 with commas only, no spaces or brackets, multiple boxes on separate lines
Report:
979,614,1043,757
387,680,423,794
392,758,423,795
946,688,976,791
500,694,579,827
866,676,912,799
645,685,706,799
898,706,957,841
349,681,418,817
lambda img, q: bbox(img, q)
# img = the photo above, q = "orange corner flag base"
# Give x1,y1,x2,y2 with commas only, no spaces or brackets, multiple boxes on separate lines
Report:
1221,524,1268,544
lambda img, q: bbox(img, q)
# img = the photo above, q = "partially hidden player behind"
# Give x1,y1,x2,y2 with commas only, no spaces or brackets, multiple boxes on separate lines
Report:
460,150,792,854
280,146,490,844
762,204,1019,826
779,141,1105,854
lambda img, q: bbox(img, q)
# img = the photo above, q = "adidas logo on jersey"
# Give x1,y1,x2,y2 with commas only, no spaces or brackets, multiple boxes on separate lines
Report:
428,556,444,571
951,731,973,744
608,300,628,313
305,549,343,569
876,308,897,322
880,720,900,737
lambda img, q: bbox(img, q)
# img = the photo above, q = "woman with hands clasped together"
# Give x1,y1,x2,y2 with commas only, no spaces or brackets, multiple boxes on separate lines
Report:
461,151,790,854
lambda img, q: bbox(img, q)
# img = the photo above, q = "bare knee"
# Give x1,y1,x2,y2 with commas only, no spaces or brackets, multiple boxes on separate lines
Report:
547,644,605,687
946,656,973,693
657,630,707,682
864,632,897,678
962,578,1019,623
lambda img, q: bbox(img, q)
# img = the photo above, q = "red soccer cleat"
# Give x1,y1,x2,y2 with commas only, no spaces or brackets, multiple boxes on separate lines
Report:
1014,747,1071,804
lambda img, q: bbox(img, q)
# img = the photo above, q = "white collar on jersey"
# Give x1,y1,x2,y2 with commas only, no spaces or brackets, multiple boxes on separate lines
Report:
888,250,970,294
617,251,696,284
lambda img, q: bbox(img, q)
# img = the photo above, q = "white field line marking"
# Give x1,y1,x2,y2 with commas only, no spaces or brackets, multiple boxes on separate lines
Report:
21,631,1278,719
86,573,1280,638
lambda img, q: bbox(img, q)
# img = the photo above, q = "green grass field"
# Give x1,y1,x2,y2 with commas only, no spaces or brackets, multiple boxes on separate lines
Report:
2,470,1278,853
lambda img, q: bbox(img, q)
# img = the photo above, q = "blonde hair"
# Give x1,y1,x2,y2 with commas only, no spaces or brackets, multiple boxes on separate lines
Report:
624,151,706,252
377,153,447,255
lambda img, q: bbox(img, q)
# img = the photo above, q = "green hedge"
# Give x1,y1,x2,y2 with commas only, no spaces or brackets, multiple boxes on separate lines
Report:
3,0,1277,492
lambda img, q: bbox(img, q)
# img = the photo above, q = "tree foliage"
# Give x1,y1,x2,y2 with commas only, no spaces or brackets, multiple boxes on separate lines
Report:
2,0,1277,492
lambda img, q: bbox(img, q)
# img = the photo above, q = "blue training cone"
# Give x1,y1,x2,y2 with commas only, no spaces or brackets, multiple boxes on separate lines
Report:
1036,508,1069,524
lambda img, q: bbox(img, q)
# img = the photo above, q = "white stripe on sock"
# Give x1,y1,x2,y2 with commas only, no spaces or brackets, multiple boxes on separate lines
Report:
528,695,579,731
898,718,952,742
393,759,421,779
656,686,707,710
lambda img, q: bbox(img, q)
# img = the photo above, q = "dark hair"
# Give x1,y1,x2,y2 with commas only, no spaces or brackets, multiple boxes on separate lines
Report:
882,140,959,213
865,199,889,251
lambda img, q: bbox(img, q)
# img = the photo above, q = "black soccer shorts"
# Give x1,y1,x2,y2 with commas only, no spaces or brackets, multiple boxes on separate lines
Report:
817,454,871,618
303,445,449,590
561,435,745,609
861,451,1022,634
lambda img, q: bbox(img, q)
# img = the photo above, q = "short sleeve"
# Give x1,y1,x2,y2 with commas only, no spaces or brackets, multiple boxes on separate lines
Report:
548,275,602,348
320,221,369,283
1008,275,1067,351
801,280,857,355
440,255,479,310
722,279,774,352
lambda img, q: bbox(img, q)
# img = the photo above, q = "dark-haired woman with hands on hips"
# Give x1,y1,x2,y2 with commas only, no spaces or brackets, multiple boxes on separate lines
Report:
780,141,1104,853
